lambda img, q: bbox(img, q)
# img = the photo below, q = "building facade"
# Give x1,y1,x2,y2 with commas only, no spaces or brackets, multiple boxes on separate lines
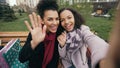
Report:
16,0,39,13
16,0,39,8
59,0,118,5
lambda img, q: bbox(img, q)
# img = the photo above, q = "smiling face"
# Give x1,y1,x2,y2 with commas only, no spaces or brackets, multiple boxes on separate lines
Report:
43,10,59,33
60,10,75,32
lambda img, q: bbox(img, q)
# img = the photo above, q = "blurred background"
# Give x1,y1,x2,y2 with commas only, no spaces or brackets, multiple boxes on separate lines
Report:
0,0,120,41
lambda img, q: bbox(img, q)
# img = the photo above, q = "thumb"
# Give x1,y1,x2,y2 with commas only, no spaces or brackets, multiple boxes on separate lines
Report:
64,31,67,34
63,31,67,37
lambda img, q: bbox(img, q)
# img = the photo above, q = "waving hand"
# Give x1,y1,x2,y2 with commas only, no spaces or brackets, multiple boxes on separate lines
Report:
25,12,47,49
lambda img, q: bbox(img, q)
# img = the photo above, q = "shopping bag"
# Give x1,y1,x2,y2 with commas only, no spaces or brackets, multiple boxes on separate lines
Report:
3,39,29,68
0,39,15,68
0,53,9,68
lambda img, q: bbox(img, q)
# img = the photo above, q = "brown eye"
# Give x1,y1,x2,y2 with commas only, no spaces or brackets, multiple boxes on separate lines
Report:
68,16,71,19
48,18,53,21
56,17,59,21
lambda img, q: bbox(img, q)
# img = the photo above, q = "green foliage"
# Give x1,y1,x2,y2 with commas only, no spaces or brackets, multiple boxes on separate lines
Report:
0,4,17,21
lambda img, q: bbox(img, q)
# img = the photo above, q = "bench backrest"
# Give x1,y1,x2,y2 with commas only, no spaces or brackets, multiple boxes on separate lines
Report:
0,32,29,46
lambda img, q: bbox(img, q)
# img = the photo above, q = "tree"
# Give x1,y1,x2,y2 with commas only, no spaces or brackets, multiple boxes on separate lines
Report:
0,3,17,21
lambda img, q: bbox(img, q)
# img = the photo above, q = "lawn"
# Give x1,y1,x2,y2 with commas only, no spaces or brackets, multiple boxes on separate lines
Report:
0,3,116,41
0,13,29,31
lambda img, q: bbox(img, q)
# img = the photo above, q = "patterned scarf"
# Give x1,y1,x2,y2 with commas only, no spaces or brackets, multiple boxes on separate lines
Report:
66,29,83,52
42,33,56,68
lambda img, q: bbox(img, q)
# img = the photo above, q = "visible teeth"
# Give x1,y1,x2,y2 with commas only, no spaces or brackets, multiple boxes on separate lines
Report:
66,24,70,28
51,25,57,29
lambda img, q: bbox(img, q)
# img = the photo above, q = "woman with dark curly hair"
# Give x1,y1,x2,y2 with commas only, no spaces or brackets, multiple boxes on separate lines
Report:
57,8,109,68
19,0,60,68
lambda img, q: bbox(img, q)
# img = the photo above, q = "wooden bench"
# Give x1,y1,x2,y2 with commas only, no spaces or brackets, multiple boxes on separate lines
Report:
0,31,63,68
0,32,29,46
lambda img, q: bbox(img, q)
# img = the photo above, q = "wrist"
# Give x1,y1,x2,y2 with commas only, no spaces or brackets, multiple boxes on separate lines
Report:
59,44,65,48
31,40,38,50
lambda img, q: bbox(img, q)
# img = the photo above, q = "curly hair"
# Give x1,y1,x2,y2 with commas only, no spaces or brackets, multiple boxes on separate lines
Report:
37,0,58,19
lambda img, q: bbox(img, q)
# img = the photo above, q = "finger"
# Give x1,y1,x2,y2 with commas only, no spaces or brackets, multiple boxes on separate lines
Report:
63,31,67,37
32,12,38,27
62,32,65,37
57,37,64,44
37,15,42,27
57,37,62,43
24,21,32,32
29,14,35,28
60,34,66,42
59,35,64,41
60,35,64,39
42,25,47,37
61,36,66,42
62,32,66,37
64,31,67,34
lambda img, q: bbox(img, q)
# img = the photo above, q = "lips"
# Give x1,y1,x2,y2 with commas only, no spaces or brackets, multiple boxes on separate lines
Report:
50,25,58,31
66,24,71,28
65,24,72,30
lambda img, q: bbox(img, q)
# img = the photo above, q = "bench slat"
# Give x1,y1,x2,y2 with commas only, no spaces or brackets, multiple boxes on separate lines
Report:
0,38,27,43
0,32,29,46
1,42,25,46
0,32,28,37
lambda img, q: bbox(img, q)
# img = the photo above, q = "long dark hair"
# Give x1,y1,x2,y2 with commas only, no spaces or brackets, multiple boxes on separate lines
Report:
37,0,58,19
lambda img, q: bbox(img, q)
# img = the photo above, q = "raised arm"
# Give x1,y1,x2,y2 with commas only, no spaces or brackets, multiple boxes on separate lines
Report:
57,31,67,58
19,12,46,63
25,12,46,50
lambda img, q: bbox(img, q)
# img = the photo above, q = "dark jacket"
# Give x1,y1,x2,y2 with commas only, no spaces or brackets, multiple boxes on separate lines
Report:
19,33,59,68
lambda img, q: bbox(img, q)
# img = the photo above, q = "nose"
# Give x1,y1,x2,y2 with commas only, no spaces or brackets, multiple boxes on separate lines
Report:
65,19,69,24
53,20,58,25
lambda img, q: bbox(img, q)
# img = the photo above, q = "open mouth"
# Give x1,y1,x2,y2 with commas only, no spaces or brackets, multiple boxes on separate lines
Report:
50,25,58,31
65,24,72,30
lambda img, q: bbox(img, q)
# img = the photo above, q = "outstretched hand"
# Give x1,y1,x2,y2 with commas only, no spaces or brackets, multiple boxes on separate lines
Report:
25,12,47,49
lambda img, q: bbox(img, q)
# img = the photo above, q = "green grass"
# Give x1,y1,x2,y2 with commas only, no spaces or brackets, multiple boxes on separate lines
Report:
85,16,114,41
0,3,116,40
0,13,29,31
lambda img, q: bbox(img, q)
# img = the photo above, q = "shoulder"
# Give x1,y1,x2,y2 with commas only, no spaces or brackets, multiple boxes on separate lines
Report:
79,25,95,38
80,25,90,32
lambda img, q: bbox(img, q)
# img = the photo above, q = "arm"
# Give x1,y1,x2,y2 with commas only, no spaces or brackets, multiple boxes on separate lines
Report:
81,25,109,68
19,33,35,62
57,31,67,58
24,12,46,50
19,33,44,63
19,12,46,63
58,44,67,58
